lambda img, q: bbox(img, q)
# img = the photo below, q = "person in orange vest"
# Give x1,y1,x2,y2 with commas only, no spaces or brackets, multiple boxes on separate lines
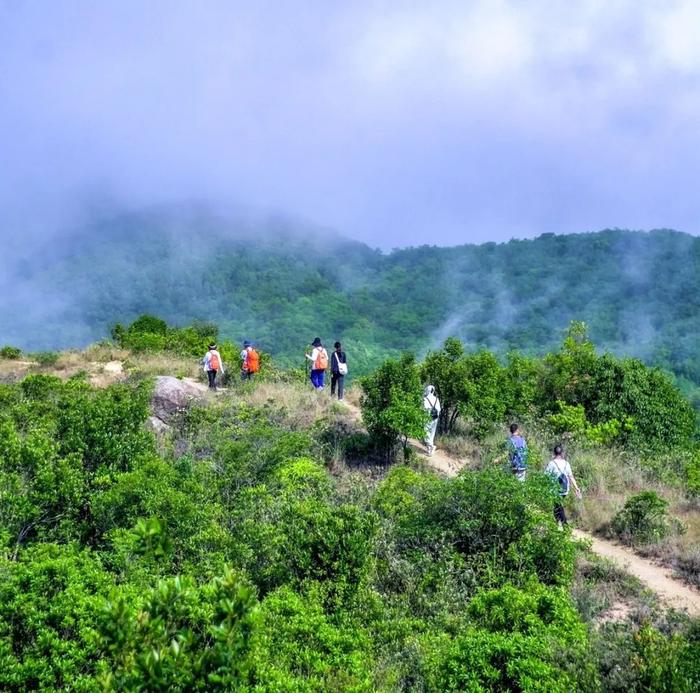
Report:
305,337,328,390
240,340,260,381
202,343,225,390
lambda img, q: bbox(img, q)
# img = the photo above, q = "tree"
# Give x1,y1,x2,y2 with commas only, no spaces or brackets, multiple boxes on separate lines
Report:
360,354,427,462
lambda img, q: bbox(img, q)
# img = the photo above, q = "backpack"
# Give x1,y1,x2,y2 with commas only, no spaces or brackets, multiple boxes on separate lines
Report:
334,352,348,375
508,436,527,472
315,348,328,370
552,459,570,496
427,396,439,420
209,352,220,371
246,348,260,373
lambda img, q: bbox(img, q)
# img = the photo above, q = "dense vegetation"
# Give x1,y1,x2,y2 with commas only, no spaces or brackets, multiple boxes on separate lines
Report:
2,317,699,690
4,210,700,408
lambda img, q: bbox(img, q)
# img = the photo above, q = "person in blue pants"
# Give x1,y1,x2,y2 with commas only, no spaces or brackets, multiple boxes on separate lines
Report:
305,337,328,390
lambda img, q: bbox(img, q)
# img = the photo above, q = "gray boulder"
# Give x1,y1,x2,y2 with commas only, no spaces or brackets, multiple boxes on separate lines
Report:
150,376,206,424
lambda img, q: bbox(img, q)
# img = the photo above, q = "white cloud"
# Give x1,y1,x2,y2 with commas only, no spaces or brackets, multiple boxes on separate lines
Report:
650,0,700,72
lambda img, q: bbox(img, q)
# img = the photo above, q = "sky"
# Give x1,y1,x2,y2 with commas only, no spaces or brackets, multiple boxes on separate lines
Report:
1,0,700,248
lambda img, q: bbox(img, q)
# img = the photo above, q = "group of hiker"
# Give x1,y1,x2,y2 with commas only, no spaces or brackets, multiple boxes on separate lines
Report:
202,337,347,401
204,344,580,526
304,338,347,400
508,423,582,527
201,340,260,390
420,387,582,527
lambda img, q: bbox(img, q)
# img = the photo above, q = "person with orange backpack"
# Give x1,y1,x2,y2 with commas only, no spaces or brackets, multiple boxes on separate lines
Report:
305,337,328,390
240,340,260,381
202,343,225,390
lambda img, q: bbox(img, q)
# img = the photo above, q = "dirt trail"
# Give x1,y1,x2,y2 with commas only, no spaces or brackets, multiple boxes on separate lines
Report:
341,401,470,474
571,530,700,616
340,400,700,616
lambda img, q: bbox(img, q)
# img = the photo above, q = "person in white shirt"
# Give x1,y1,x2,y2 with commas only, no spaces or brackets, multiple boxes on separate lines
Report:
305,337,328,390
202,343,225,390
422,385,441,455
545,445,582,527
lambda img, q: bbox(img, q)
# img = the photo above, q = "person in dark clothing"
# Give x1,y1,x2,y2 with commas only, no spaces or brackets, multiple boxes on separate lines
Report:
330,341,347,401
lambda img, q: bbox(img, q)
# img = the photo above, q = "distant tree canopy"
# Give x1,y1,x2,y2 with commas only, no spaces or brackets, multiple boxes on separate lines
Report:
6,220,700,407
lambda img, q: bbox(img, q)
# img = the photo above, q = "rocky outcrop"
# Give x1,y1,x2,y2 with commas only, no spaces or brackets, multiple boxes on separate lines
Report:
150,376,207,426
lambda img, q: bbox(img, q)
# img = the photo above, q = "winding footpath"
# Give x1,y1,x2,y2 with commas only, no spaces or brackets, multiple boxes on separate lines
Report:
342,400,700,616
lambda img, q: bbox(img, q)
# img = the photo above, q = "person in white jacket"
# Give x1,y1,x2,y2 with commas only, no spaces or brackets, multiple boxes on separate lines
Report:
423,384,441,455
202,343,225,390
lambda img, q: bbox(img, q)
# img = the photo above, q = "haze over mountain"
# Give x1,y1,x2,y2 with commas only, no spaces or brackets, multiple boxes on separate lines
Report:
2,207,699,409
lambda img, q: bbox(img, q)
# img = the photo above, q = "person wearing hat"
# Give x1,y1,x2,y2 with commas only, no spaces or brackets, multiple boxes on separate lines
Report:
240,340,260,381
202,343,225,390
305,337,329,390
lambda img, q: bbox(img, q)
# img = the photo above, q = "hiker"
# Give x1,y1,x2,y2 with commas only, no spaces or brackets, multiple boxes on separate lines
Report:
240,340,260,381
330,341,347,401
202,343,224,390
305,337,328,390
507,423,528,481
423,385,441,456
545,444,582,528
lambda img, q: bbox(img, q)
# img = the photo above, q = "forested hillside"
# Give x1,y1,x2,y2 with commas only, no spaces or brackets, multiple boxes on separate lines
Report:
2,321,700,690
3,209,700,404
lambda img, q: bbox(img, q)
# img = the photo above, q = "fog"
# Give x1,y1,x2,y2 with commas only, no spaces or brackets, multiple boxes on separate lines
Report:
2,0,700,251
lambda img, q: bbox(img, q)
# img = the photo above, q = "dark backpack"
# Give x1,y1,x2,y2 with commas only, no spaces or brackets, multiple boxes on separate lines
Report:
427,396,439,420
552,460,570,495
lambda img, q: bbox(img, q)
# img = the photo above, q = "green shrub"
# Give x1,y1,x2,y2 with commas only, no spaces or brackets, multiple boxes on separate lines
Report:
611,491,671,545
33,351,59,367
685,449,700,497
97,568,258,690
421,339,510,438
422,583,598,692
252,587,373,690
595,622,700,693
127,314,168,335
0,345,21,359
360,353,427,462
548,401,588,436
0,544,113,690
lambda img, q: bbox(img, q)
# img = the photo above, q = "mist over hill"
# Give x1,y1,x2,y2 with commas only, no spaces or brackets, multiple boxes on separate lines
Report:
2,208,699,402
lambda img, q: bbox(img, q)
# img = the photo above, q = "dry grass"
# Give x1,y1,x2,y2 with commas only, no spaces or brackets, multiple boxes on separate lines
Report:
572,552,656,625
242,380,351,431
123,352,201,380
83,343,131,363
437,433,482,468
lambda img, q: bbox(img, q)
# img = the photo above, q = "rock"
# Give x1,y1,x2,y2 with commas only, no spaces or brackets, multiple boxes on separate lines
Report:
151,376,206,423
103,360,124,374
146,415,172,436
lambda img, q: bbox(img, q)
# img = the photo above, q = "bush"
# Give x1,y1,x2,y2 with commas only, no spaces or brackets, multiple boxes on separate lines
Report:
127,314,168,335
98,569,258,690
422,583,598,692
32,351,59,367
0,544,113,690
0,346,21,359
360,353,427,462
252,587,373,689
611,491,671,545
685,449,700,497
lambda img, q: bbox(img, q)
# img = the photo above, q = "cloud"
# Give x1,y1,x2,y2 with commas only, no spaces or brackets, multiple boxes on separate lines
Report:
0,0,699,247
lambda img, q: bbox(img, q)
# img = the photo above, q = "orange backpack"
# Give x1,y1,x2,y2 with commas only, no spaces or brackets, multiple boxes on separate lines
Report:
315,348,328,370
209,351,220,370
246,348,260,373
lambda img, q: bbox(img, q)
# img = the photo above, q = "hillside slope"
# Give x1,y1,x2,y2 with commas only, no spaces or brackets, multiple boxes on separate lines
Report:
2,209,699,400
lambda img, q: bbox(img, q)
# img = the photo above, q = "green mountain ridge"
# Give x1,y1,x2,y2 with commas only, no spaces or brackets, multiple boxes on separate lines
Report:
2,211,699,403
